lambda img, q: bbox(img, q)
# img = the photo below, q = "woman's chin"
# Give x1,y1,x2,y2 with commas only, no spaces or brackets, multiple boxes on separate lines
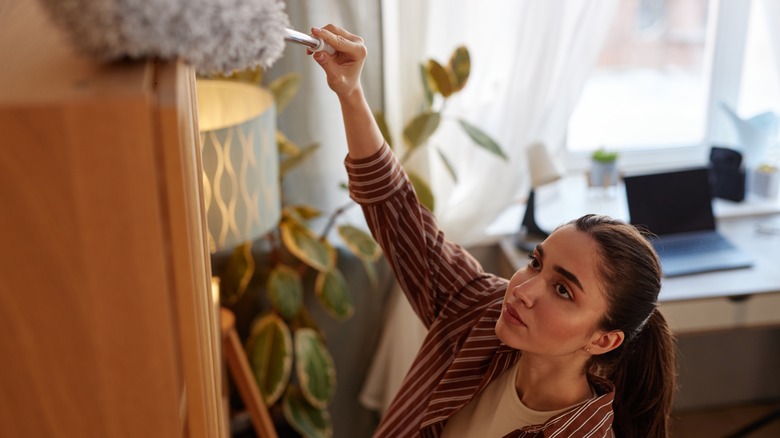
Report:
495,317,521,348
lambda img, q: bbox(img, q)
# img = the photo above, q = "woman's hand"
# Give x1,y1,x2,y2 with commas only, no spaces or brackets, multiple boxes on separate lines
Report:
310,24,384,158
310,25,367,102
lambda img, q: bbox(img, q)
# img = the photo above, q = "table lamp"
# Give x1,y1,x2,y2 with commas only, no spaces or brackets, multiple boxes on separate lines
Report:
515,142,565,252
197,80,281,253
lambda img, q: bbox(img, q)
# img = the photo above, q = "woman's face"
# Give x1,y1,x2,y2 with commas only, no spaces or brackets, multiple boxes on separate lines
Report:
496,224,610,356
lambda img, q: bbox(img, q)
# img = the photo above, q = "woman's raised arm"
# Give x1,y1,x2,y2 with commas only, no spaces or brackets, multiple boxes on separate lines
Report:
311,25,384,159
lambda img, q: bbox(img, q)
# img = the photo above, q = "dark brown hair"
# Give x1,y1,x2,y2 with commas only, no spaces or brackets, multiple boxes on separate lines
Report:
571,214,676,438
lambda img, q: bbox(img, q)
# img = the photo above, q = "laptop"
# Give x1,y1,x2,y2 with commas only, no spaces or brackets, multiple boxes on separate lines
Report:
623,167,754,277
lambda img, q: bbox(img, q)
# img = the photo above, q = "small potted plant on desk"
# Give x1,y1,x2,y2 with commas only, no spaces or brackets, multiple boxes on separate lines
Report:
589,148,619,188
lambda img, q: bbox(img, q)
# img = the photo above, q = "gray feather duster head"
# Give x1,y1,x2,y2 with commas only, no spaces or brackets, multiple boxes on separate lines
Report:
37,0,290,74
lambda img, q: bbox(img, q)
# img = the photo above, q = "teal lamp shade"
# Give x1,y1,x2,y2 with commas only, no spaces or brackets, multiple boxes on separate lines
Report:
197,80,281,252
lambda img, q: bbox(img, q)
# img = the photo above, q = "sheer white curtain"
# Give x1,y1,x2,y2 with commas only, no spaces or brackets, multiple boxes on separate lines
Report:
423,0,618,246
358,0,618,416
763,0,780,80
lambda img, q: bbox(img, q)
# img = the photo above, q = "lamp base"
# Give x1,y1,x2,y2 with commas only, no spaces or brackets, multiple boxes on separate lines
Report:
514,188,549,253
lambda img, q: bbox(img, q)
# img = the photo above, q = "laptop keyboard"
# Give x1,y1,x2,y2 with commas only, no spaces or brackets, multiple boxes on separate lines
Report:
654,234,734,257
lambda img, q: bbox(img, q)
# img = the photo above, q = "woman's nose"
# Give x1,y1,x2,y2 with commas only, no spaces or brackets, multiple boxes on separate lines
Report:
512,278,538,307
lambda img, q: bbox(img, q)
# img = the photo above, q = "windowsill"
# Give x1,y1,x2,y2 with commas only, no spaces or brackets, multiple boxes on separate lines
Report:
485,171,780,239
562,143,710,174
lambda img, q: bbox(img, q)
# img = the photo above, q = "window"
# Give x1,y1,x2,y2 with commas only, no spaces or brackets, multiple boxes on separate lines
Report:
566,0,780,171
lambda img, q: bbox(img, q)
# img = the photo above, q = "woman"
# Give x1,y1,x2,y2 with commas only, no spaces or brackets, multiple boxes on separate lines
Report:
309,25,676,438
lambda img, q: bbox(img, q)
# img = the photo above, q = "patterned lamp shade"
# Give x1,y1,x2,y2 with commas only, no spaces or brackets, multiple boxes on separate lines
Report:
197,80,281,252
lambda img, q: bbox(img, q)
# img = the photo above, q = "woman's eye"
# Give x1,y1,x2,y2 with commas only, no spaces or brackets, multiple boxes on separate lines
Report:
527,255,541,270
555,284,573,300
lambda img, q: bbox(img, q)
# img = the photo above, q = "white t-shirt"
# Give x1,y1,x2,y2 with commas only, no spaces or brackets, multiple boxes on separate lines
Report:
441,360,591,438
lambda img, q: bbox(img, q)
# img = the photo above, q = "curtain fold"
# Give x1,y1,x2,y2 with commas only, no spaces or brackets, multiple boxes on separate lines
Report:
763,0,780,81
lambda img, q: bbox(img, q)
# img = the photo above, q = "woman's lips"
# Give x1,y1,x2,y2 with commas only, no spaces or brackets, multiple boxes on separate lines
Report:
503,305,527,327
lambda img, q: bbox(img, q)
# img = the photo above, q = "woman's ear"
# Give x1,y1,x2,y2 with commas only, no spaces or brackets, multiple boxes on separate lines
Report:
587,330,624,355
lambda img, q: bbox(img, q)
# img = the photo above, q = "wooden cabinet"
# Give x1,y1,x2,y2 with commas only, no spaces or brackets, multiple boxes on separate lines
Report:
0,1,225,436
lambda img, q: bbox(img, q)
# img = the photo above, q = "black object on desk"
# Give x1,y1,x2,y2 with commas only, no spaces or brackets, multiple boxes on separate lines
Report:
709,146,746,202
515,188,548,252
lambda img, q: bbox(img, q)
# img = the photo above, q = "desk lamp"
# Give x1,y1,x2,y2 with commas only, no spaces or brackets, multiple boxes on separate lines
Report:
515,142,565,252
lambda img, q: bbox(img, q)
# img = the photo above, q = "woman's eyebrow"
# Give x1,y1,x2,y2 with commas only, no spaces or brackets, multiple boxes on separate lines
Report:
535,244,585,292
554,266,584,292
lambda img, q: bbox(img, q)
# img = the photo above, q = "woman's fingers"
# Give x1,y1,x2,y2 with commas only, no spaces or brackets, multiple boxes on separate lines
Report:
313,26,366,60
322,24,362,43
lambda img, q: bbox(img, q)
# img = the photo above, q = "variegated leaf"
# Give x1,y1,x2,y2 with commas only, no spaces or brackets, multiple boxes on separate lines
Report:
246,313,293,406
294,328,337,409
337,224,381,262
267,265,303,320
282,385,333,438
315,269,354,321
280,220,335,272
219,241,255,306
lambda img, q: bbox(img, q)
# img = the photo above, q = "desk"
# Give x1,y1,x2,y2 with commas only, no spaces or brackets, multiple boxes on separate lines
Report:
495,173,780,333
495,173,780,410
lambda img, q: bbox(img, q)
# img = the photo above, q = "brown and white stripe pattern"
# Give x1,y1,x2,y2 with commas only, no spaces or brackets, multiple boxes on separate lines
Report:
346,144,616,437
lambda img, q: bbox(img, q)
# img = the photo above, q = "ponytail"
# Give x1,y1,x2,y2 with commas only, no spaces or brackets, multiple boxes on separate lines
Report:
571,215,677,438
608,309,676,438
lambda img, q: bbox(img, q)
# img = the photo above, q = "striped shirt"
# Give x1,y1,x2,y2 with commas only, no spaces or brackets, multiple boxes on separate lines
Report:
346,144,616,438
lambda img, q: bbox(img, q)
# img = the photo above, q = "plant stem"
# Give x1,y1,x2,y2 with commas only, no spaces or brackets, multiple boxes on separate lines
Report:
320,201,357,240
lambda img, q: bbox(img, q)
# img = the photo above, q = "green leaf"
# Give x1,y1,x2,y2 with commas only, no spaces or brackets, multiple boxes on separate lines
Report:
338,182,349,191
246,313,293,406
280,221,335,272
294,328,337,409
282,207,309,228
592,147,619,162
406,171,435,212
277,131,300,156
280,143,320,176
447,46,471,92
282,385,333,438
268,72,301,114
284,205,322,223
419,63,434,109
219,241,255,306
315,268,354,320
436,147,458,183
267,265,304,320
457,119,508,161
337,224,381,262
425,59,454,97
373,111,394,149
403,112,441,150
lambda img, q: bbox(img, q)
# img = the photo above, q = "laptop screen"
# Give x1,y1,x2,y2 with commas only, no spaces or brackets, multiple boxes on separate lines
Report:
624,167,716,236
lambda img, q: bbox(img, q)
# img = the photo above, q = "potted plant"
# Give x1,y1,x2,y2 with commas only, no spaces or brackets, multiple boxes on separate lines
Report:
205,69,382,438
373,46,508,211
589,147,619,187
